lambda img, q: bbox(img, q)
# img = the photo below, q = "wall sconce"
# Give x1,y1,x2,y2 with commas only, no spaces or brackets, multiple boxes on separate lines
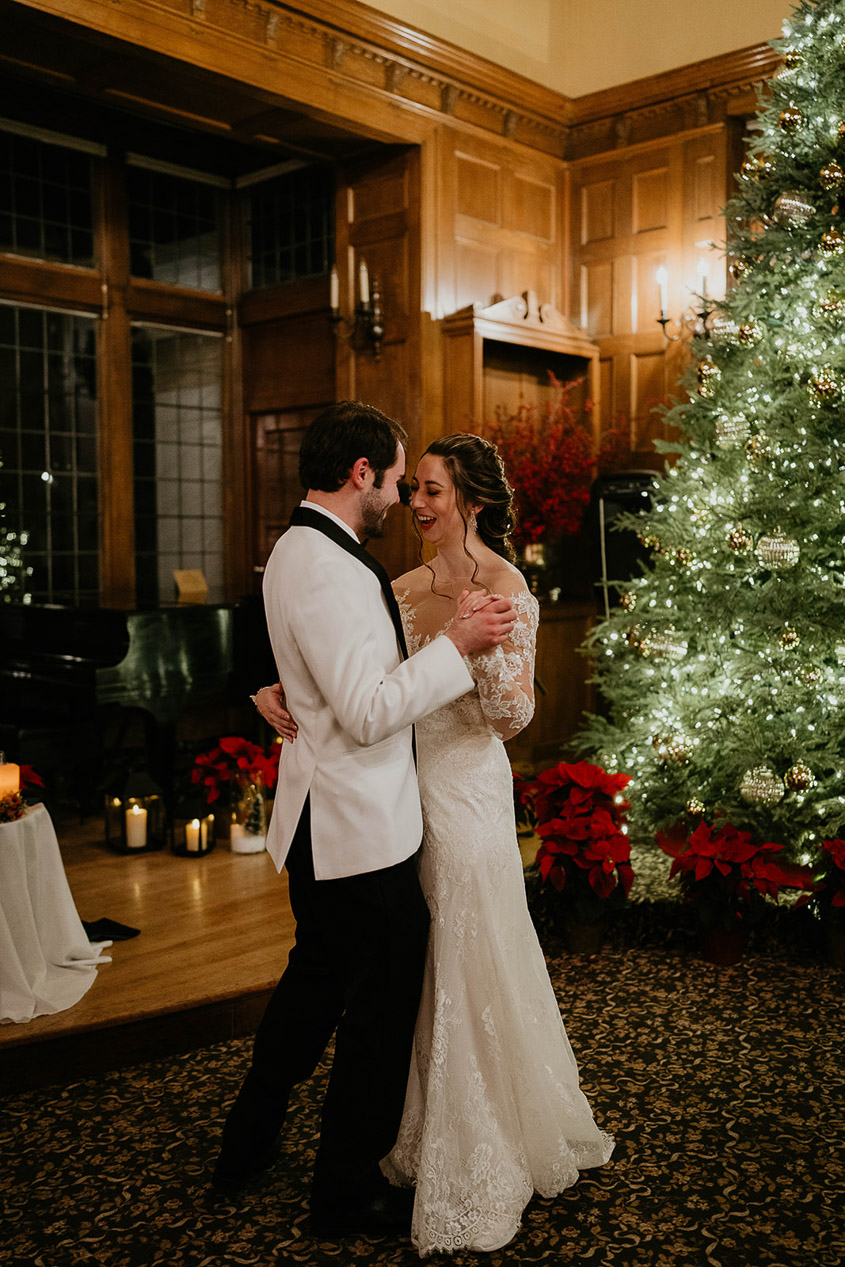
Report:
330,259,385,360
655,259,712,343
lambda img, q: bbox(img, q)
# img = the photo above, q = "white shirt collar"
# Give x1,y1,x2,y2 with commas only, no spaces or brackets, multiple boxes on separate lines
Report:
300,499,360,542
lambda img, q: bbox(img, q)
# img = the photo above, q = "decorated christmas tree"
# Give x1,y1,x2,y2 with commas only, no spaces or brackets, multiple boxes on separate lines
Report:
579,0,845,863
0,450,30,604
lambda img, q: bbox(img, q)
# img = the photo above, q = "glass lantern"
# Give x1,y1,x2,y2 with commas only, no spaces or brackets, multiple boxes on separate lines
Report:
104,770,167,854
171,791,216,858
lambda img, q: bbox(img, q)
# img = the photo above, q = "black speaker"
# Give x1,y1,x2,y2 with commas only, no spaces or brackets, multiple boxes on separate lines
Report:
586,471,658,617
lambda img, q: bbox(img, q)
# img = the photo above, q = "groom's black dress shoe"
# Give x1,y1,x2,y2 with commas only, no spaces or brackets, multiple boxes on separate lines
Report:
310,1185,414,1237
210,1137,282,1195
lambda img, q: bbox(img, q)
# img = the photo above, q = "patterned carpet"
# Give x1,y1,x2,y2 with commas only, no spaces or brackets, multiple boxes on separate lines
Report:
3,851,844,1267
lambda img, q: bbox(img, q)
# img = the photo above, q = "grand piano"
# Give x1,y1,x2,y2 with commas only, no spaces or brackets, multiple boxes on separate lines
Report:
0,599,277,807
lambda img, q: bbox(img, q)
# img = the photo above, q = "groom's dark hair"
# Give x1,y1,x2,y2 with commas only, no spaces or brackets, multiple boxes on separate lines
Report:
299,400,407,491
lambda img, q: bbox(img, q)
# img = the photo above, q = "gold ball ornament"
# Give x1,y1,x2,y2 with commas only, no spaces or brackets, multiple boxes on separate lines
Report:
813,291,845,322
779,107,802,133
737,320,763,346
625,625,643,649
729,259,751,283
745,433,771,466
756,529,800,570
740,765,785,807
673,547,693,567
728,526,754,552
783,49,803,71
809,366,840,402
697,357,720,397
685,797,706,817
784,762,816,792
652,733,693,766
821,160,845,191
619,591,637,613
780,626,800,650
820,226,845,256
802,666,823,685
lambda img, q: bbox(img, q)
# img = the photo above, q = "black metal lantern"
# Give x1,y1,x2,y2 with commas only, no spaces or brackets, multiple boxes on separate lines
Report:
170,790,216,858
104,770,167,854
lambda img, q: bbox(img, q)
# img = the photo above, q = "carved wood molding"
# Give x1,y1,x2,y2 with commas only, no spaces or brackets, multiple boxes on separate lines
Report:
17,0,571,158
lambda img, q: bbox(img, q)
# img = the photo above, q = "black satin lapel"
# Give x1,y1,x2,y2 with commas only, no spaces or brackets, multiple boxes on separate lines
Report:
289,507,410,660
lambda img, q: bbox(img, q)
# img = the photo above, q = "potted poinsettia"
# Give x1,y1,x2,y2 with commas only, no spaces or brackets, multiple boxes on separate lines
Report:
521,760,634,952
800,838,845,969
192,737,280,852
657,820,812,965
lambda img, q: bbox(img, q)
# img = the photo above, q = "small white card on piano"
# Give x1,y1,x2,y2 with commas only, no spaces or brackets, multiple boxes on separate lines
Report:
174,569,208,604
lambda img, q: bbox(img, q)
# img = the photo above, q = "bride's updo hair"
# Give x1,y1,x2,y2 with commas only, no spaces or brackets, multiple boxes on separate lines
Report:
423,433,516,563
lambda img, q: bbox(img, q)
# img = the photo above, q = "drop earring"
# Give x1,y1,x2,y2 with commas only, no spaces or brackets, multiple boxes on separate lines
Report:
468,511,477,533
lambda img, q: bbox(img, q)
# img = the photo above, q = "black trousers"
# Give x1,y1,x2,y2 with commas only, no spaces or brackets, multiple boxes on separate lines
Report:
218,799,430,1211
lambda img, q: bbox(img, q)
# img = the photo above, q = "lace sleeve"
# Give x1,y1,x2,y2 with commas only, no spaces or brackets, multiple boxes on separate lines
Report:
467,590,539,742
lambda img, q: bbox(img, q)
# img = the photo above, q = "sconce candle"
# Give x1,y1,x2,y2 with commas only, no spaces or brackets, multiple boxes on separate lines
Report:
656,266,669,317
359,259,370,305
125,803,148,850
330,265,339,312
697,257,710,300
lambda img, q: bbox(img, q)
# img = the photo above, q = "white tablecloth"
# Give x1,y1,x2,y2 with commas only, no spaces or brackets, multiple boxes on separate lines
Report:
0,804,112,1024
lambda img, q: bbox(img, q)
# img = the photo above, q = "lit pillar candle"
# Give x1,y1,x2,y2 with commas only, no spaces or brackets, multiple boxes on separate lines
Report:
330,265,339,312
125,803,148,849
359,259,369,305
185,818,202,852
656,265,669,317
0,756,20,797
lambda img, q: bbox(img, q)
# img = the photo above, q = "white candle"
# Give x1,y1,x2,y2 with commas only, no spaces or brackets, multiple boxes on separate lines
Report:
359,259,369,305
185,818,201,852
330,265,339,312
0,760,20,797
656,265,669,316
697,256,710,300
125,803,148,849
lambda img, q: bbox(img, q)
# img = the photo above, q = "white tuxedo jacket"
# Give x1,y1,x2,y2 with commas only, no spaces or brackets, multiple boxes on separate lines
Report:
263,505,473,879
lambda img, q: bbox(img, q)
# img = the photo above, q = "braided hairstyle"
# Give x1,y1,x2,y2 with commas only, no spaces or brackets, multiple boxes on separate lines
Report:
422,432,517,563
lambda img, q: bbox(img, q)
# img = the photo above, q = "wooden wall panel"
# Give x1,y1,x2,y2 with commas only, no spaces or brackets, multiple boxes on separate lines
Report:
571,128,729,465
455,152,501,223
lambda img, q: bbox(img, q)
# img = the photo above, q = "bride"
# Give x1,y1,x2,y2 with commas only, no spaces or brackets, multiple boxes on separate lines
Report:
257,432,613,1256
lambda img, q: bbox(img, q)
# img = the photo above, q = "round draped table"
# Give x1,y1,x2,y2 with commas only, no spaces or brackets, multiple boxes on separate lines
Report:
0,804,112,1024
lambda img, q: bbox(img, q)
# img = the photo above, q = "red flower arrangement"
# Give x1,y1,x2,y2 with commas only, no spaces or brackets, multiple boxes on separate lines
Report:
657,820,812,930
0,765,46,824
192,737,280,806
522,760,634,924
478,374,626,548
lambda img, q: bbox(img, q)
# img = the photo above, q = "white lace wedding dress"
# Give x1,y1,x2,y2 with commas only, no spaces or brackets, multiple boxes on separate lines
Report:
382,570,614,1257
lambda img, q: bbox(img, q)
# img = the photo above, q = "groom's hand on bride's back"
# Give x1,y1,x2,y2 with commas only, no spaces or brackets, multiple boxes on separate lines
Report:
446,589,517,656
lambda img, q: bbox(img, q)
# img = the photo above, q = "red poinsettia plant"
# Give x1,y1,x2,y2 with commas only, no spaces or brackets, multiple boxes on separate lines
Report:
657,820,812,931
192,737,280,806
798,838,845,923
521,760,635,924
0,764,46,824
478,374,626,548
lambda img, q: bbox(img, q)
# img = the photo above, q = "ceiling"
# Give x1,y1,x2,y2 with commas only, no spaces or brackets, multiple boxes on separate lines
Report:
0,1,382,178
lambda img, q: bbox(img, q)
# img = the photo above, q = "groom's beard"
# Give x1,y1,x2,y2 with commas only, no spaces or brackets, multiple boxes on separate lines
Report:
360,486,392,538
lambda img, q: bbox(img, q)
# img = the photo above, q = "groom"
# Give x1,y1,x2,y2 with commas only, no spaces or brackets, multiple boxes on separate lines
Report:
212,400,516,1235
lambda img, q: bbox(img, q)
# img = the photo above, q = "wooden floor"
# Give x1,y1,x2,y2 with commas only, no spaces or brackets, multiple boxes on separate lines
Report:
0,811,295,1093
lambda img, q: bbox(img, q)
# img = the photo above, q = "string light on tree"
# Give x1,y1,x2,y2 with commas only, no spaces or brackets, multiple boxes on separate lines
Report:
578,0,845,863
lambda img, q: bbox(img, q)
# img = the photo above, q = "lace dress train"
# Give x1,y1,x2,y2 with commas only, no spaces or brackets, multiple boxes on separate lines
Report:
383,578,614,1256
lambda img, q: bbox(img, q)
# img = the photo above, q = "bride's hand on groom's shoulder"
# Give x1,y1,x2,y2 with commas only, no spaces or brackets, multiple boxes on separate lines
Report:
447,589,517,656
254,683,298,741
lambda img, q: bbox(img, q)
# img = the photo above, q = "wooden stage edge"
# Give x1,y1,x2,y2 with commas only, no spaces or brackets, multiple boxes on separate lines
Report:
1,810,296,1095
